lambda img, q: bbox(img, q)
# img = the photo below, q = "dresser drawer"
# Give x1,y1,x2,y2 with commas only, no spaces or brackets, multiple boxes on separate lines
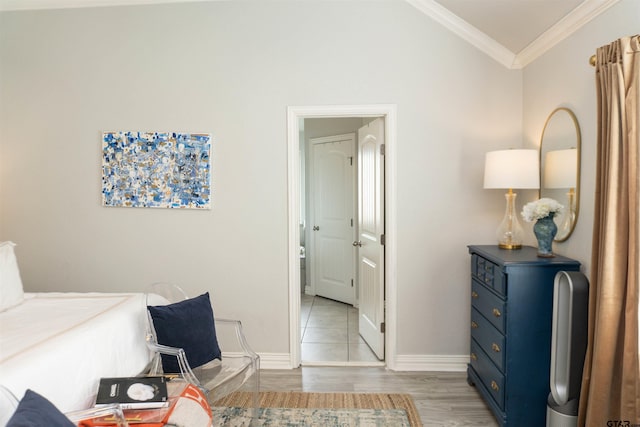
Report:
471,254,506,295
470,339,505,410
471,280,507,334
471,308,506,372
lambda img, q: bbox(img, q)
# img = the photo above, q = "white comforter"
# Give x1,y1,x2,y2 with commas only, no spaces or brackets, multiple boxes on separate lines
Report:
0,292,150,412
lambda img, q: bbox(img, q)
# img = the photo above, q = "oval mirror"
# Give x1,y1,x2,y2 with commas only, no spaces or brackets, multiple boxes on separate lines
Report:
539,107,581,242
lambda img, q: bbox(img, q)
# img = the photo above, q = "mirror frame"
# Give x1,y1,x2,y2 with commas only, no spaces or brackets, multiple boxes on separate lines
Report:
539,107,581,242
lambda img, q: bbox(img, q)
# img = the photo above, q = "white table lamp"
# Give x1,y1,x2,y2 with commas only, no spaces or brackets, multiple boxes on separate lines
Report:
484,149,540,249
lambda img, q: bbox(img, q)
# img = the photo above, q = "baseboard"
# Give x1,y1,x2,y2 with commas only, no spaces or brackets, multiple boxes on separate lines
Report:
258,353,294,370
256,353,469,371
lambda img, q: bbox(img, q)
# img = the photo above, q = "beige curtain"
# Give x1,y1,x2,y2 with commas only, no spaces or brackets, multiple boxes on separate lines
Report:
579,35,640,425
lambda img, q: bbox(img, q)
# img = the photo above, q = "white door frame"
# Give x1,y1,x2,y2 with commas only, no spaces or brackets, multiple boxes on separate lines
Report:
287,104,397,369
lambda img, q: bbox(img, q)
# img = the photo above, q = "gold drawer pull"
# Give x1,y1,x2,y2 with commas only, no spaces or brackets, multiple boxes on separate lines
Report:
492,343,501,352
470,352,477,361
491,380,499,391
471,321,478,329
471,291,479,299
485,277,491,283
492,308,502,317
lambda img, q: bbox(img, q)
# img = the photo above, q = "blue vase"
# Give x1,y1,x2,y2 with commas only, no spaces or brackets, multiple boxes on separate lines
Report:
533,213,557,257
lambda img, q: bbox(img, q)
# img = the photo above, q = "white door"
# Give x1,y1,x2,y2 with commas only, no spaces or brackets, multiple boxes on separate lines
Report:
357,118,385,360
310,134,356,305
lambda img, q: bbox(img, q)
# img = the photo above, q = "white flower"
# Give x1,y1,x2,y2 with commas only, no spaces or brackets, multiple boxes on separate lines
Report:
521,198,564,222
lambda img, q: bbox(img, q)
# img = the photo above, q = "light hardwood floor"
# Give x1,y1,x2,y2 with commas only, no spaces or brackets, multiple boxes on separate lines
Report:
258,367,498,426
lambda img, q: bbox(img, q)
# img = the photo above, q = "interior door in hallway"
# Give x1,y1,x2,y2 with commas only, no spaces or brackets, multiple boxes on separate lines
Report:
310,133,356,306
357,118,385,360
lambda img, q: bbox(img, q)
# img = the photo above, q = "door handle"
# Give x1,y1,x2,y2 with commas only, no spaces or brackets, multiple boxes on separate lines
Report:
352,241,362,247
313,226,320,231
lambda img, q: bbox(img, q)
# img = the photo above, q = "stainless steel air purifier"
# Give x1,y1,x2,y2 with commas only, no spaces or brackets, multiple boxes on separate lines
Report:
546,271,589,427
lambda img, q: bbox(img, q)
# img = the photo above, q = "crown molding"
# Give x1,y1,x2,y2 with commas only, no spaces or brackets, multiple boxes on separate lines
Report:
513,0,620,69
406,0,620,70
0,0,224,11
405,0,516,68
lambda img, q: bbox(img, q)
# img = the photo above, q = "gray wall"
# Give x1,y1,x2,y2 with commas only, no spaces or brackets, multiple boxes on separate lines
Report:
0,0,524,366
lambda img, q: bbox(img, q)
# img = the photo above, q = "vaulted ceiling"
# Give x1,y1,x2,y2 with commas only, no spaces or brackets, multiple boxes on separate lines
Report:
406,0,619,68
435,0,585,54
0,0,621,69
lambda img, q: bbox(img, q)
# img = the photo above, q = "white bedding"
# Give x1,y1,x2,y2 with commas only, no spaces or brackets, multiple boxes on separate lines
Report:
0,292,150,412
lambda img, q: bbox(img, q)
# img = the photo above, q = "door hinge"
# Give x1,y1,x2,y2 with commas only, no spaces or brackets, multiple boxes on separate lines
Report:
350,218,354,227
380,322,386,333
380,144,385,156
349,156,353,166
380,234,385,245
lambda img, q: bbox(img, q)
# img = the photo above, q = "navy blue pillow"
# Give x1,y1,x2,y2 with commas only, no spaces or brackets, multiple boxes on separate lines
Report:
148,292,221,373
6,389,75,427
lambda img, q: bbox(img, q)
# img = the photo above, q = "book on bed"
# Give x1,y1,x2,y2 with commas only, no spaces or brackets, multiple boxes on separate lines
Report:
95,376,169,409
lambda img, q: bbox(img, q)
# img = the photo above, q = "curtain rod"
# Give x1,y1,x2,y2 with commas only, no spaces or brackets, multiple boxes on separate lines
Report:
590,54,596,66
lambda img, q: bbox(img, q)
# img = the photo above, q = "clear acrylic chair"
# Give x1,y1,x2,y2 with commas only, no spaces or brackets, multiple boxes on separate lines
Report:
0,385,128,427
66,406,128,426
144,283,260,424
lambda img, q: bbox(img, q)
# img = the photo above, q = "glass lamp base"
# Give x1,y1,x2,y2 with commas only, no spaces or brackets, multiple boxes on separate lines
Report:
496,191,524,250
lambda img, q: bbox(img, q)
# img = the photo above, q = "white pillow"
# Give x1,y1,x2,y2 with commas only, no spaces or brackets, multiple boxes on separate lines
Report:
0,241,24,312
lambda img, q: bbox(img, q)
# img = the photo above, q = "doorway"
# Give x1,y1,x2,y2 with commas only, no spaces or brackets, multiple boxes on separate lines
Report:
286,105,397,369
303,121,380,364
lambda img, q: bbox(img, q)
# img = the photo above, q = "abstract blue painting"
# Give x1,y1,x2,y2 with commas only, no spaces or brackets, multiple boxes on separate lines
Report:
102,131,212,209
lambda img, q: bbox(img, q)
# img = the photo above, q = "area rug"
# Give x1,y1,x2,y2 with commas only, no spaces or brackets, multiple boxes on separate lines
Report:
212,406,410,426
212,391,422,427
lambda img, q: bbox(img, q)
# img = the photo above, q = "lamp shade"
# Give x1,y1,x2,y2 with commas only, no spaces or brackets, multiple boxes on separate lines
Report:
544,148,577,188
484,149,540,189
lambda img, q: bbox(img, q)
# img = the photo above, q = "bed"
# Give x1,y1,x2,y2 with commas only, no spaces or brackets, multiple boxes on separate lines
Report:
0,242,151,414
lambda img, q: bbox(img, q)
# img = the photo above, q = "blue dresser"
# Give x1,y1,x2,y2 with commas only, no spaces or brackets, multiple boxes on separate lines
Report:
467,245,580,426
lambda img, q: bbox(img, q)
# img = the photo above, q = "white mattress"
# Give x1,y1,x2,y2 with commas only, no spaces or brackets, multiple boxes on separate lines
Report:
0,292,150,412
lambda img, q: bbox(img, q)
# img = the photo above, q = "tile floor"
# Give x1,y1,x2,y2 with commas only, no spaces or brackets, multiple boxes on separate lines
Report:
300,293,381,364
